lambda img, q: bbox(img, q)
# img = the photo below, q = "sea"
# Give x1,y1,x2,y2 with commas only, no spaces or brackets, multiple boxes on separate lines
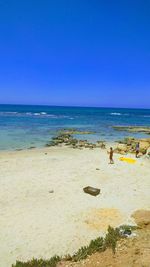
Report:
0,104,150,150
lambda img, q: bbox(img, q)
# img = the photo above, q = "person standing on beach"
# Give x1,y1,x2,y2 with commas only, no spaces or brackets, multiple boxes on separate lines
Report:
135,142,140,158
108,147,114,164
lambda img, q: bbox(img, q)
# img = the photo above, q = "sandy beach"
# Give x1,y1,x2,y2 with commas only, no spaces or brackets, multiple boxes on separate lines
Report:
0,146,150,267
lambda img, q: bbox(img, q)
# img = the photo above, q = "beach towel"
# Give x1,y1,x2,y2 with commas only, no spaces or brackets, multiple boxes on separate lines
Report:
119,157,136,164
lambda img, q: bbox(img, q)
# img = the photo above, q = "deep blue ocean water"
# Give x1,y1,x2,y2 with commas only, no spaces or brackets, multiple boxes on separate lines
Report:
0,104,150,150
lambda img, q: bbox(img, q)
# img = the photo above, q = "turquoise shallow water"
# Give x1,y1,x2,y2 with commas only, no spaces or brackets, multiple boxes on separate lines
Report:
0,104,150,150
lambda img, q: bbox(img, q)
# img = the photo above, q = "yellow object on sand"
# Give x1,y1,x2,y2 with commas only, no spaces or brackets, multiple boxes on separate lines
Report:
119,157,136,163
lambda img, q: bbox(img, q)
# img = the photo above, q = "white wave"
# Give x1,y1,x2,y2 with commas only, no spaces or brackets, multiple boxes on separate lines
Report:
46,114,73,119
34,113,41,116
46,114,58,118
0,111,18,114
0,111,74,120
110,112,122,116
26,112,47,116
28,113,59,118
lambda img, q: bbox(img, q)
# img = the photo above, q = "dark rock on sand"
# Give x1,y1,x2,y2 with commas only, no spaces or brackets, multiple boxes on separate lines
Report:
96,141,106,149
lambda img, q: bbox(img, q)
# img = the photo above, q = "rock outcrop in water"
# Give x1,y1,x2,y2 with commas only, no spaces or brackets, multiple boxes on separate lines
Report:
59,128,96,135
45,129,106,149
113,126,150,134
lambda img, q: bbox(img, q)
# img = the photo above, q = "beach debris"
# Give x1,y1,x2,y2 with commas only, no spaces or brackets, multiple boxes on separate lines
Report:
96,168,100,170
119,229,137,238
119,228,132,237
118,225,137,238
49,190,54,193
83,186,100,196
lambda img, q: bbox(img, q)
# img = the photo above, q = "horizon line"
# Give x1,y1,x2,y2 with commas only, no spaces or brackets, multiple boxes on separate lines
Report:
0,103,150,110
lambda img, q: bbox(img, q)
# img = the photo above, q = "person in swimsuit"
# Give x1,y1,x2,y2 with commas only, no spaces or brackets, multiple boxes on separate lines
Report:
135,142,140,158
108,147,114,164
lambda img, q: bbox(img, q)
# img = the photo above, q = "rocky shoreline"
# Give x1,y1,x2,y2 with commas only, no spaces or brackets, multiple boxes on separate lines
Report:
45,128,150,158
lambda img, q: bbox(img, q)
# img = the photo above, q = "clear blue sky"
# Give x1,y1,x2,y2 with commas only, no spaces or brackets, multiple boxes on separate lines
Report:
0,0,150,108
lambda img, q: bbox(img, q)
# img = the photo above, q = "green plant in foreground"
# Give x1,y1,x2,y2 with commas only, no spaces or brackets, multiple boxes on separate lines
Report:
12,225,136,266
89,237,104,253
72,236,104,261
104,226,120,254
12,255,61,267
